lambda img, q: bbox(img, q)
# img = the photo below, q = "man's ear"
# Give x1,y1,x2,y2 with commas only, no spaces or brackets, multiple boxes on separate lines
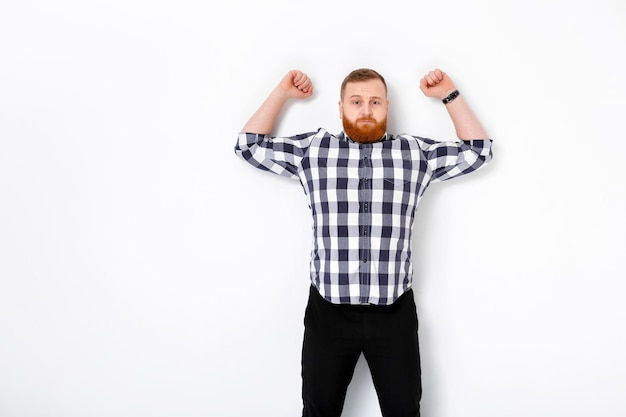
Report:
338,100,343,119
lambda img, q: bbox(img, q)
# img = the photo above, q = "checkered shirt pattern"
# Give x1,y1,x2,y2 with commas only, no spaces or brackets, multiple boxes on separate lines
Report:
235,128,493,305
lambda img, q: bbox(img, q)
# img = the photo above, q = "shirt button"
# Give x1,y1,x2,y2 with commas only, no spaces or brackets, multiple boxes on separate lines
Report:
363,259,368,263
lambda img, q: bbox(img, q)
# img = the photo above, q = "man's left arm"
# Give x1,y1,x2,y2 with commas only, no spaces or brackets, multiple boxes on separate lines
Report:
420,69,489,140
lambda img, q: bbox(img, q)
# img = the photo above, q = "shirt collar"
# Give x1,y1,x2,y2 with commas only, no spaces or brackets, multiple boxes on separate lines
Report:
340,131,391,143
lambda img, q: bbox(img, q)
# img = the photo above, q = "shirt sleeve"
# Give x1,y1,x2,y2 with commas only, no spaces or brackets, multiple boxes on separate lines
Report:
417,137,493,183
234,131,316,180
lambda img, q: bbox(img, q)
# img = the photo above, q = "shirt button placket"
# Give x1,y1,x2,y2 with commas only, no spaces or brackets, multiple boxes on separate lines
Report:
358,145,373,303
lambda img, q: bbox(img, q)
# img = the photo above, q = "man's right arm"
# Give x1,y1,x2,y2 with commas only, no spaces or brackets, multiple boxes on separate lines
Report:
241,70,314,134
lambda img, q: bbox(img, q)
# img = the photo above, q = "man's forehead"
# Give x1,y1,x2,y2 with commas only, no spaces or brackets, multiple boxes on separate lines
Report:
344,79,387,98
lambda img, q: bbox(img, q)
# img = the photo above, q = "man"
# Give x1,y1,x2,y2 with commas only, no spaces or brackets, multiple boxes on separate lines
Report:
234,68,493,417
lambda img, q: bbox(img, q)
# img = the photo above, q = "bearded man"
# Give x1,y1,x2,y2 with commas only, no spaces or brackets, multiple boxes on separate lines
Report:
235,68,493,417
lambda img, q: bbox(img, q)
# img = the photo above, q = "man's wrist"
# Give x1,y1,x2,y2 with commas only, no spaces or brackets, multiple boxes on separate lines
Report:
442,90,460,104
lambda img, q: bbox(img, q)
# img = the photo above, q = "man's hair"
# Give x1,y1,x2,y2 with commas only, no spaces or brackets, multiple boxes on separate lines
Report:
340,68,387,100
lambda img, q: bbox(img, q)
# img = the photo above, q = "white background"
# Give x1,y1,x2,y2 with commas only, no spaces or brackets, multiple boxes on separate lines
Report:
1,1,625,416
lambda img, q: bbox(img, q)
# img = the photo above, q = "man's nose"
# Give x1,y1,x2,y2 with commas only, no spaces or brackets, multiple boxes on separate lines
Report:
361,104,373,116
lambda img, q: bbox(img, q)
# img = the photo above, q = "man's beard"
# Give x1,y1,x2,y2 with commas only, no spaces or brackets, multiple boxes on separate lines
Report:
342,116,387,144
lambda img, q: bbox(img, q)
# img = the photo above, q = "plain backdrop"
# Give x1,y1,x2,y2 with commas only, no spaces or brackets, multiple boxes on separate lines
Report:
1,1,625,416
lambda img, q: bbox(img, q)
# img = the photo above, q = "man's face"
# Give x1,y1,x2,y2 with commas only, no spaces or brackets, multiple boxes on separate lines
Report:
339,79,389,143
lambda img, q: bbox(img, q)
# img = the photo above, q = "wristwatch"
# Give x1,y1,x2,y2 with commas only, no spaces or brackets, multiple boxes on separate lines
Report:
442,90,460,104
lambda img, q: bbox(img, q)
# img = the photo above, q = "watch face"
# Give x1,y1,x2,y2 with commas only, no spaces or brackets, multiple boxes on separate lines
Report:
443,90,459,104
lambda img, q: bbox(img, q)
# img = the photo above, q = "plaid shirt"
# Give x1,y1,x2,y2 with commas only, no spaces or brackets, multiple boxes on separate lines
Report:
235,128,493,305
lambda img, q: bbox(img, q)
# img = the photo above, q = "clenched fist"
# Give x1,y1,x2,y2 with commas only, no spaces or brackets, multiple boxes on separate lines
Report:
278,70,314,100
419,69,457,101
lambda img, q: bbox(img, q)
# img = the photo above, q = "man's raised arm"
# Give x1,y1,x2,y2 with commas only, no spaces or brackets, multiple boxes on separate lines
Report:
241,70,314,135
419,69,489,141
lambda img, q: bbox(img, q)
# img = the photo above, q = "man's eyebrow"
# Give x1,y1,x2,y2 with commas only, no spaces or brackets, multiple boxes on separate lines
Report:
348,95,385,100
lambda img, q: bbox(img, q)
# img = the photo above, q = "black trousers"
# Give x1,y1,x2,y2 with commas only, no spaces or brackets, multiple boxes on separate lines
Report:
302,286,421,417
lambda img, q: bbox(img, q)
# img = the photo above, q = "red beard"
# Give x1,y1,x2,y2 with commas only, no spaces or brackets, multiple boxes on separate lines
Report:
342,116,387,143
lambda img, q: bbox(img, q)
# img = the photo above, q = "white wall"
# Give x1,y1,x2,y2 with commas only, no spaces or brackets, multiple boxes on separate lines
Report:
1,0,625,416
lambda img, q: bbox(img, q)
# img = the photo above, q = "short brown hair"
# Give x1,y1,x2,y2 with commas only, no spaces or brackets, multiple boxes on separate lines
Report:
340,68,387,100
